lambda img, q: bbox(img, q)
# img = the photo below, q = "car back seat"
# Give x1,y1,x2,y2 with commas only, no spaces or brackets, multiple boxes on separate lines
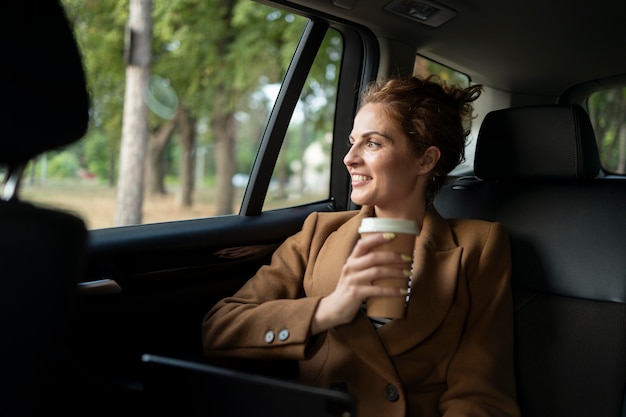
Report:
434,104,626,417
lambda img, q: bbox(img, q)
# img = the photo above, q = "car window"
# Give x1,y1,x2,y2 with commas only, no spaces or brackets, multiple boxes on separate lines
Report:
20,1,337,229
587,86,626,174
262,29,340,211
413,55,469,88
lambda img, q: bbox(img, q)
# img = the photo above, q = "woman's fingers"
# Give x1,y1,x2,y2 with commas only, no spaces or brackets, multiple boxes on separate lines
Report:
346,235,412,278
343,262,410,285
339,241,412,301
351,232,395,255
314,233,413,330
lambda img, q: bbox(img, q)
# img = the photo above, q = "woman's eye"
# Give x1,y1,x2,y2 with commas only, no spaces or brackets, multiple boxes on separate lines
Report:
367,141,380,148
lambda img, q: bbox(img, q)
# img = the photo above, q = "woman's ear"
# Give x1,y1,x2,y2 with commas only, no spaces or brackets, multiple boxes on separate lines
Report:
418,146,441,174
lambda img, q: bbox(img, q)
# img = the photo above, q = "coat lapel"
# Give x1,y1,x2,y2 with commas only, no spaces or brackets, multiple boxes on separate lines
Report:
309,205,461,380
377,206,462,356
333,313,405,385
307,210,365,296
309,207,403,383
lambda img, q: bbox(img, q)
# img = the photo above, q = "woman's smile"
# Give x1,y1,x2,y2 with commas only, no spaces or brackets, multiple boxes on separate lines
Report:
350,173,372,185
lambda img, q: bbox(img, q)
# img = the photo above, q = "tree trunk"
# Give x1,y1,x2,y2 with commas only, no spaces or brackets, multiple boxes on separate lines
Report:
211,88,236,215
115,0,152,226
619,125,626,173
146,119,175,195
176,106,196,207
108,140,117,187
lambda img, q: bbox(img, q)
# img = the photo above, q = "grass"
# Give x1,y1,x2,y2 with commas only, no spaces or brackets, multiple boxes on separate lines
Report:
20,179,326,229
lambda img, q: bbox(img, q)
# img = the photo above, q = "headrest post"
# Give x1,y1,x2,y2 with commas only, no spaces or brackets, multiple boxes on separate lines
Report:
2,163,26,202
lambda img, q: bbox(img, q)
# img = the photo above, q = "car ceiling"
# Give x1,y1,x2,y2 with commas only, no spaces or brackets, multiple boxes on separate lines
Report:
267,0,626,97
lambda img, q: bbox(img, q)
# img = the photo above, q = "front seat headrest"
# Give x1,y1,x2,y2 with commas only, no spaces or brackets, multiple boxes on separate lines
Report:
1,1,89,166
474,104,601,181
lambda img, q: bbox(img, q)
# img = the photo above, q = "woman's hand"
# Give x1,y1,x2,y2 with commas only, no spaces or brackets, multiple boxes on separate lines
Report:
310,232,412,335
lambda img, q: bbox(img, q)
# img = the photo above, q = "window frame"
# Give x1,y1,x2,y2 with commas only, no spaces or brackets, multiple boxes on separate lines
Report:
241,16,379,215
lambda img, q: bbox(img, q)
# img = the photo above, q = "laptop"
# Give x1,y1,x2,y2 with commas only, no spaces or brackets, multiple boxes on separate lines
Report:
141,353,358,417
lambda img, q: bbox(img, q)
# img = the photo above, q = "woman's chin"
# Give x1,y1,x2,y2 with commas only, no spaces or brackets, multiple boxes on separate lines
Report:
350,194,370,207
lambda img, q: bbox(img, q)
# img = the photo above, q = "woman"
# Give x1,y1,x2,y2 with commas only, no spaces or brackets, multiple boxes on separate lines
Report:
202,75,520,417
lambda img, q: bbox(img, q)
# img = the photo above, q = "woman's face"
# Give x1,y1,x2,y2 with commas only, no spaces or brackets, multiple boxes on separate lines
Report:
344,103,431,212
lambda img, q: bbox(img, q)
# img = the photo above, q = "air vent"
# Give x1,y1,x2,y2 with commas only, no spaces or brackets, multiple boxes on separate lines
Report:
385,0,457,28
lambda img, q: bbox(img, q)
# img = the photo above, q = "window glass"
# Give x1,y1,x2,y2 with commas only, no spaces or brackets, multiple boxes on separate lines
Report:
413,56,469,88
587,87,626,174
263,29,341,211
21,1,311,229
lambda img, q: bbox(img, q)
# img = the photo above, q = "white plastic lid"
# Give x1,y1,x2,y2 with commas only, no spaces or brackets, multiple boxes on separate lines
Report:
358,217,419,235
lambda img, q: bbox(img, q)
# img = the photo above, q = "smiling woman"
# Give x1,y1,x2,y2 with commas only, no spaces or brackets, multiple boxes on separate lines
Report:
202,75,520,417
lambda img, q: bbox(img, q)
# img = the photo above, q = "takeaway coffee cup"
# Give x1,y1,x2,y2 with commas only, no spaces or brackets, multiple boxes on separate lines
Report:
358,217,419,319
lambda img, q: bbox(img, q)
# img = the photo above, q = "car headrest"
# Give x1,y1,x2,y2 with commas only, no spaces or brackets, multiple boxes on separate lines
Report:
474,104,601,180
2,1,89,166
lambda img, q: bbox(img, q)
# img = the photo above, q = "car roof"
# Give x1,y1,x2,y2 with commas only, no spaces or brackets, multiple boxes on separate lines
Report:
268,0,626,97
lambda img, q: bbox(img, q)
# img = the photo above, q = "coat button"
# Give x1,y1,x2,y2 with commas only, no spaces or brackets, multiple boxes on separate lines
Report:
385,383,399,402
264,330,275,343
278,329,290,341
329,381,348,392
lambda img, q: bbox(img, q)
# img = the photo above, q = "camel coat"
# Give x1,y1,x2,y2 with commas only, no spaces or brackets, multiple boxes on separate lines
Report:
202,205,520,417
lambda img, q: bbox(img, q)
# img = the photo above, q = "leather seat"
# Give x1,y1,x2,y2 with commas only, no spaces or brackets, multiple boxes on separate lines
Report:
435,104,626,417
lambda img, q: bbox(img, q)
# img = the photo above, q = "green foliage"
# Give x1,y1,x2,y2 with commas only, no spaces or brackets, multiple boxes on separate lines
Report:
60,0,339,198
47,152,81,178
152,0,307,120
588,87,626,173
62,0,127,137
298,29,342,149
84,130,116,180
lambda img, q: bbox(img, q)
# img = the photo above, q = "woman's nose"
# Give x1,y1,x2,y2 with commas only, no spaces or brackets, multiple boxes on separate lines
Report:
343,144,359,167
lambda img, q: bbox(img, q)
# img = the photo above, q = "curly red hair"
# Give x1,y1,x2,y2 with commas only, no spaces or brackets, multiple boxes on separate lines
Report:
360,75,482,200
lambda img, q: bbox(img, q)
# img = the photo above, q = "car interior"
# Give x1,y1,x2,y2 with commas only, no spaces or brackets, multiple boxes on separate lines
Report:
4,0,626,416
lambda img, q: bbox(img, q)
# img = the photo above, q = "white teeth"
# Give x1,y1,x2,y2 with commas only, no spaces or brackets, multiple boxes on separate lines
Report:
352,175,371,181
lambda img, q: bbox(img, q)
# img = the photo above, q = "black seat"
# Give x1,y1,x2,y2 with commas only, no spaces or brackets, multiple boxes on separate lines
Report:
434,104,626,417
1,2,89,416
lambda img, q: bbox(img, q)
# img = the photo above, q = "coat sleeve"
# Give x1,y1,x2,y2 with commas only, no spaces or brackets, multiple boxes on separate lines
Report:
440,222,521,417
202,212,325,361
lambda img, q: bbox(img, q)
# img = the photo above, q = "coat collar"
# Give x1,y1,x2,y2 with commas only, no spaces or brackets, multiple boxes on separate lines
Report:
332,205,462,372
